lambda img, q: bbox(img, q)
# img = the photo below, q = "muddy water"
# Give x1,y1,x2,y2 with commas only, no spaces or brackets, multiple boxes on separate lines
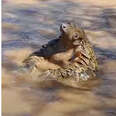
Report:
2,0,116,116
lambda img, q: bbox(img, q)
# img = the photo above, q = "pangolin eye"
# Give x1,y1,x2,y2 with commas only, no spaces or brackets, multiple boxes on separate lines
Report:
74,34,79,39
63,26,66,28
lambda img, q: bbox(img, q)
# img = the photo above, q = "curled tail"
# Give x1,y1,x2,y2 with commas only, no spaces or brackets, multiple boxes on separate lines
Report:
42,63,96,82
14,62,96,84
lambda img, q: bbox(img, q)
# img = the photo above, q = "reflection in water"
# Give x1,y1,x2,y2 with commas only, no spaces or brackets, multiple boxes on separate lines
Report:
2,0,116,116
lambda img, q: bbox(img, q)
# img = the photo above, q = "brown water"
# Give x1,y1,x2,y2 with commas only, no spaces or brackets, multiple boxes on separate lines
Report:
2,0,116,116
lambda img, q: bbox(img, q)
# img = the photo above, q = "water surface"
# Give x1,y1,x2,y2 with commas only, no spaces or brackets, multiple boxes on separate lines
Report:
2,0,116,116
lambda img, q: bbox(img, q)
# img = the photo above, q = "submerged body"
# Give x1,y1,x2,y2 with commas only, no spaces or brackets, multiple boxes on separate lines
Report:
23,22,98,86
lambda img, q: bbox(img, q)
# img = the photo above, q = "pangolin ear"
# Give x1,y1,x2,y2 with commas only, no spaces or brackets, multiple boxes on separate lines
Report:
67,22,76,27
80,28,87,39
72,23,77,28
